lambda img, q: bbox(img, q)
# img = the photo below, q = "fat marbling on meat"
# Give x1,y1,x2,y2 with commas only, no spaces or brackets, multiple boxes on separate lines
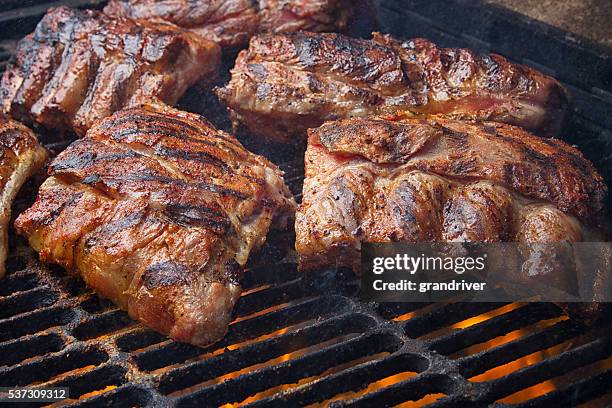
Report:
0,6,221,137
105,0,354,49
296,117,606,273
15,103,295,347
0,117,47,279
217,32,570,142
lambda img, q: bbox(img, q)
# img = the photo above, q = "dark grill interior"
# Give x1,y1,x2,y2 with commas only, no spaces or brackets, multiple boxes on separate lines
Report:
0,1,611,407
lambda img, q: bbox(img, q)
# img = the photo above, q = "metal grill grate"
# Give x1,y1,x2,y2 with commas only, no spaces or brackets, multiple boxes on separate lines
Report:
0,0,611,407
1,249,611,407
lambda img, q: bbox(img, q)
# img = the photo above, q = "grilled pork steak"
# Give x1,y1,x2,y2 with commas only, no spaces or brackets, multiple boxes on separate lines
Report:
104,0,353,49
15,104,295,347
217,32,570,142
0,117,47,278
0,6,220,137
296,117,605,273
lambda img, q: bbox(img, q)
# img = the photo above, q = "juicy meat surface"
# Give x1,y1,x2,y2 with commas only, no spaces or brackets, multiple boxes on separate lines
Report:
104,0,353,49
217,32,570,142
0,6,220,137
296,117,605,273
0,117,47,278
15,103,295,347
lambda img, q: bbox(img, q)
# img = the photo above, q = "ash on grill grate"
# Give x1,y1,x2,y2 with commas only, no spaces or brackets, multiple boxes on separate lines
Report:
1,246,611,407
0,0,611,407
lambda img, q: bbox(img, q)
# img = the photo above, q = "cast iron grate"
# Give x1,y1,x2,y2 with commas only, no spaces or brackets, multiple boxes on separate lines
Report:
0,1,611,407
2,247,611,407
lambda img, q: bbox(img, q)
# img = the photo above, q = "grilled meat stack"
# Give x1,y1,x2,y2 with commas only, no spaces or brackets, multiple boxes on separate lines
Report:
0,117,47,278
2,1,608,343
0,6,220,137
217,32,569,142
104,0,354,49
15,103,295,347
296,117,606,273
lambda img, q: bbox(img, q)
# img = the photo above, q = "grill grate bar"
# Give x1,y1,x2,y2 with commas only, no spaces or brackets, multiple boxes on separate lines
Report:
33,363,126,399
510,369,612,408
64,384,164,408
336,373,452,408
374,302,435,320
0,344,108,387
245,352,430,407
0,270,39,296
484,336,612,402
241,263,302,290
0,305,76,342
158,313,376,395
0,332,65,368
429,303,562,355
403,302,507,338
71,308,136,341
457,318,586,379
234,277,310,318
114,327,166,353
173,331,403,407
0,286,58,319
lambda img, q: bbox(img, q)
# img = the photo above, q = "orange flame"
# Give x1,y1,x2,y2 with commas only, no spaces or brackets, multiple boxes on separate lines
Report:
95,301,607,406
78,385,118,400
451,303,566,404
216,303,568,407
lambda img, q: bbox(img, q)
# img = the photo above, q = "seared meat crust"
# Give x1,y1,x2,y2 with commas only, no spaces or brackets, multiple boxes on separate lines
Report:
0,6,220,137
15,104,295,347
217,32,569,142
0,117,47,278
296,117,605,273
104,0,353,49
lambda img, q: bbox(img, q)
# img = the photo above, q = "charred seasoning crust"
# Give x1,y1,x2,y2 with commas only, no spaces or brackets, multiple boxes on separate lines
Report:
311,118,605,221
14,103,295,347
0,6,221,137
104,0,355,49
217,31,570,143
297,117,606,274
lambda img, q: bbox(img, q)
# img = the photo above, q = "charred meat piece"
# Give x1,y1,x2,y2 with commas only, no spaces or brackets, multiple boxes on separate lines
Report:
0,117,47,278
0,6,220,137
217,32,570,142
104,0,353,49
296,117,605,273
15,103,295,347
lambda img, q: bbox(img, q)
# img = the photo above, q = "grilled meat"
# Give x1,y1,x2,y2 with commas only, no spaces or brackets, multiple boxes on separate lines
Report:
217,32,570,142
296,117,605,273
0,6,220,137
0,117,47,279
15,103,295,347
104,0,353,49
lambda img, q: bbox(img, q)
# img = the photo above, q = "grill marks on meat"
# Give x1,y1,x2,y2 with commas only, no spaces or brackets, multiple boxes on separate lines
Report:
0,6,221,137
15,104,295,347
104,0,353,49
217,32,570,142
296,117,605,273
0,117,47,278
